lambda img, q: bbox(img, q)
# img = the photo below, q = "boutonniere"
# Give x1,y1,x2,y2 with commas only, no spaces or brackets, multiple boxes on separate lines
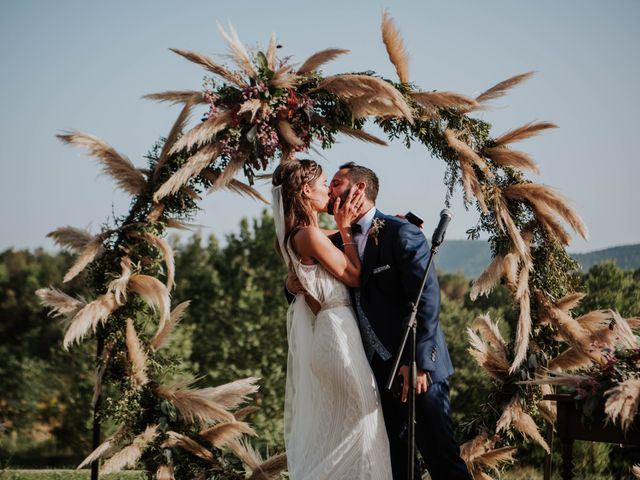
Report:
368,218,385,246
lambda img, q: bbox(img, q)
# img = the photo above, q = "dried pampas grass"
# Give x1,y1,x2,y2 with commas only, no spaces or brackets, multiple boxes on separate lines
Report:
504,183,588,242
155,383,235,425
77,426,123,469
107,256,133,305
128,275,171,330
101,425,159,474
57,131,146,195
169,110,233,155
556,292,586,314
156,464,175,480
472,314,507,359
234,405,259,421
470,255,505,301
334,124,388,146
248,452,288,480
196,377,260,410
467,328,510,382
548,347,591,372
143,89,206,106
548,307,594,358
63,235,106,283
444,129,489,212
610,310,640,349
476,72,534,103
412,91,479,112
460,433,516,478
314,74,413,123
217,22,257,79
154,143,221,202
238,99,264,122
162,431,215,463
493,191,528,259
494,121,557,147
141,233,175,290
297,48,349,74
381,11,409,84
169,48,246,87
226,179,270,204
509,292,532,373
151,300,190,351
604,378,640,433
343,96,403,119
271,66,297,89
36,287,86,319
47,226,94,251
206,153,246,192
228,439,287,480
277,120,304,147
228,438,262,470
497,396,549,453
63,292,118,349
501,253,520,288
154,97,197,182
538,383,557,424
199,421,256,448
201,169,269,203
477,446,517,472
266,33,277,69
125,318,149,388
484,147,540,174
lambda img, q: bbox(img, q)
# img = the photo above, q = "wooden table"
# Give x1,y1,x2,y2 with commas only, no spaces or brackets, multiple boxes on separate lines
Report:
544,394,640,479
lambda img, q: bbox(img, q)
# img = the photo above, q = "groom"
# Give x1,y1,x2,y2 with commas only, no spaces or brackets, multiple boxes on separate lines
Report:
287,162,471,480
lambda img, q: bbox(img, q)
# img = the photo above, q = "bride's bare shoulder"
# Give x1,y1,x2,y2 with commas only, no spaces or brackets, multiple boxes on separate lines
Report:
291,226,329,255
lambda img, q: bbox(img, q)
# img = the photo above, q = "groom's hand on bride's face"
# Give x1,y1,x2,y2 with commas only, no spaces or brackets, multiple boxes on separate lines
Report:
398,366,429,402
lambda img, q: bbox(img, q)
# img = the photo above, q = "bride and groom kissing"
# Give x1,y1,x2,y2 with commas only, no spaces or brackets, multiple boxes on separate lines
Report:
273,159,471,480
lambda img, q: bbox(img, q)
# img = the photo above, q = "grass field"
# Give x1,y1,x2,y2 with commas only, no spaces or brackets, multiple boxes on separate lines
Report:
0,472,144,480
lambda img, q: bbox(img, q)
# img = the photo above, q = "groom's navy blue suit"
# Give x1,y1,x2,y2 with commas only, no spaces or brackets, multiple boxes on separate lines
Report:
286,209,471,480
335,210,470,480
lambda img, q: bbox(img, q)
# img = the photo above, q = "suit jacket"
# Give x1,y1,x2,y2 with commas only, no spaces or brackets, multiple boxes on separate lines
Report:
284,210,454,383
330,210,454,383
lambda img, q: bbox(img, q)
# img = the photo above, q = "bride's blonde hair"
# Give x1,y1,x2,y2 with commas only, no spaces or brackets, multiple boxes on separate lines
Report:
272,159,323,241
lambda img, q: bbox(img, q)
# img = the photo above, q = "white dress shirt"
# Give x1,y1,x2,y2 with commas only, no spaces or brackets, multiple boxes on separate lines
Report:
354,207,376,259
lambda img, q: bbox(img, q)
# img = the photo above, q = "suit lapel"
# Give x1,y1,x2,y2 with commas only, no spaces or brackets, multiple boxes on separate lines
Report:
360,210,385,286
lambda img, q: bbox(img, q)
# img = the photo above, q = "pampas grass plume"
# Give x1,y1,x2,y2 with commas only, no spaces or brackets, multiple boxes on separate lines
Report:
297,48,349,74
381,11,410,83
128,274,171,330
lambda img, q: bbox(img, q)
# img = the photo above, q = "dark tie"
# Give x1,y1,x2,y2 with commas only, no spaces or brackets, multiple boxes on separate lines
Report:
351,223,362,234
354,290,392,362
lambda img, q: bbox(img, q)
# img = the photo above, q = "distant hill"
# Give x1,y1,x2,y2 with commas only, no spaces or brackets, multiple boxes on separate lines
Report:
436,241,640,278
572,244,640,271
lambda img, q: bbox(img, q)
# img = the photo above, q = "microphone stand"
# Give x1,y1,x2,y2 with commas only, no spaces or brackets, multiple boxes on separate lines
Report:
386,241,441,480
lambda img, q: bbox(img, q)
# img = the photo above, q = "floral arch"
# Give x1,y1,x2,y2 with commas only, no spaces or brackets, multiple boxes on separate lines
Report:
36,13,639,480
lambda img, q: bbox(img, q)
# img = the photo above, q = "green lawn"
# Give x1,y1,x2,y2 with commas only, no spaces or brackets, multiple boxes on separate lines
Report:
0,471,144,480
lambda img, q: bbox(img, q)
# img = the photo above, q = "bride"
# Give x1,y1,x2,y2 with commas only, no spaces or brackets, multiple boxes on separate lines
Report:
272,159,392,479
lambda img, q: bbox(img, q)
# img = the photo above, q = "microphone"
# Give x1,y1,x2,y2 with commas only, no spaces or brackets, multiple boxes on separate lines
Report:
431,209,453,247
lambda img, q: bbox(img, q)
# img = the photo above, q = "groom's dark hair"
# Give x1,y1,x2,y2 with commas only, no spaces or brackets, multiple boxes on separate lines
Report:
339,162,379,202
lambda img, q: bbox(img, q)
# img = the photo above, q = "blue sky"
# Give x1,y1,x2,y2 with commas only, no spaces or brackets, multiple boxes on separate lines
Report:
1,0,638,253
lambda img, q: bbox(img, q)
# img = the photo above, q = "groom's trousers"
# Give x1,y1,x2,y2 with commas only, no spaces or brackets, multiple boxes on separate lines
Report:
371,356,472,480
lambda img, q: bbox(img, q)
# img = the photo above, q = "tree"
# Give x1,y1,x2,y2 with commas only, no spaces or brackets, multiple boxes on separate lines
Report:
173,210,289,449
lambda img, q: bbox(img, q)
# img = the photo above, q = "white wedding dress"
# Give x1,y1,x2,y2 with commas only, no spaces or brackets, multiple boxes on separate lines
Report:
283,240,393,480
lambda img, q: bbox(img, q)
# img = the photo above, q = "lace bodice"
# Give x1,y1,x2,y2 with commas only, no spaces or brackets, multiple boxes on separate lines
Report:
288,244,351,311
